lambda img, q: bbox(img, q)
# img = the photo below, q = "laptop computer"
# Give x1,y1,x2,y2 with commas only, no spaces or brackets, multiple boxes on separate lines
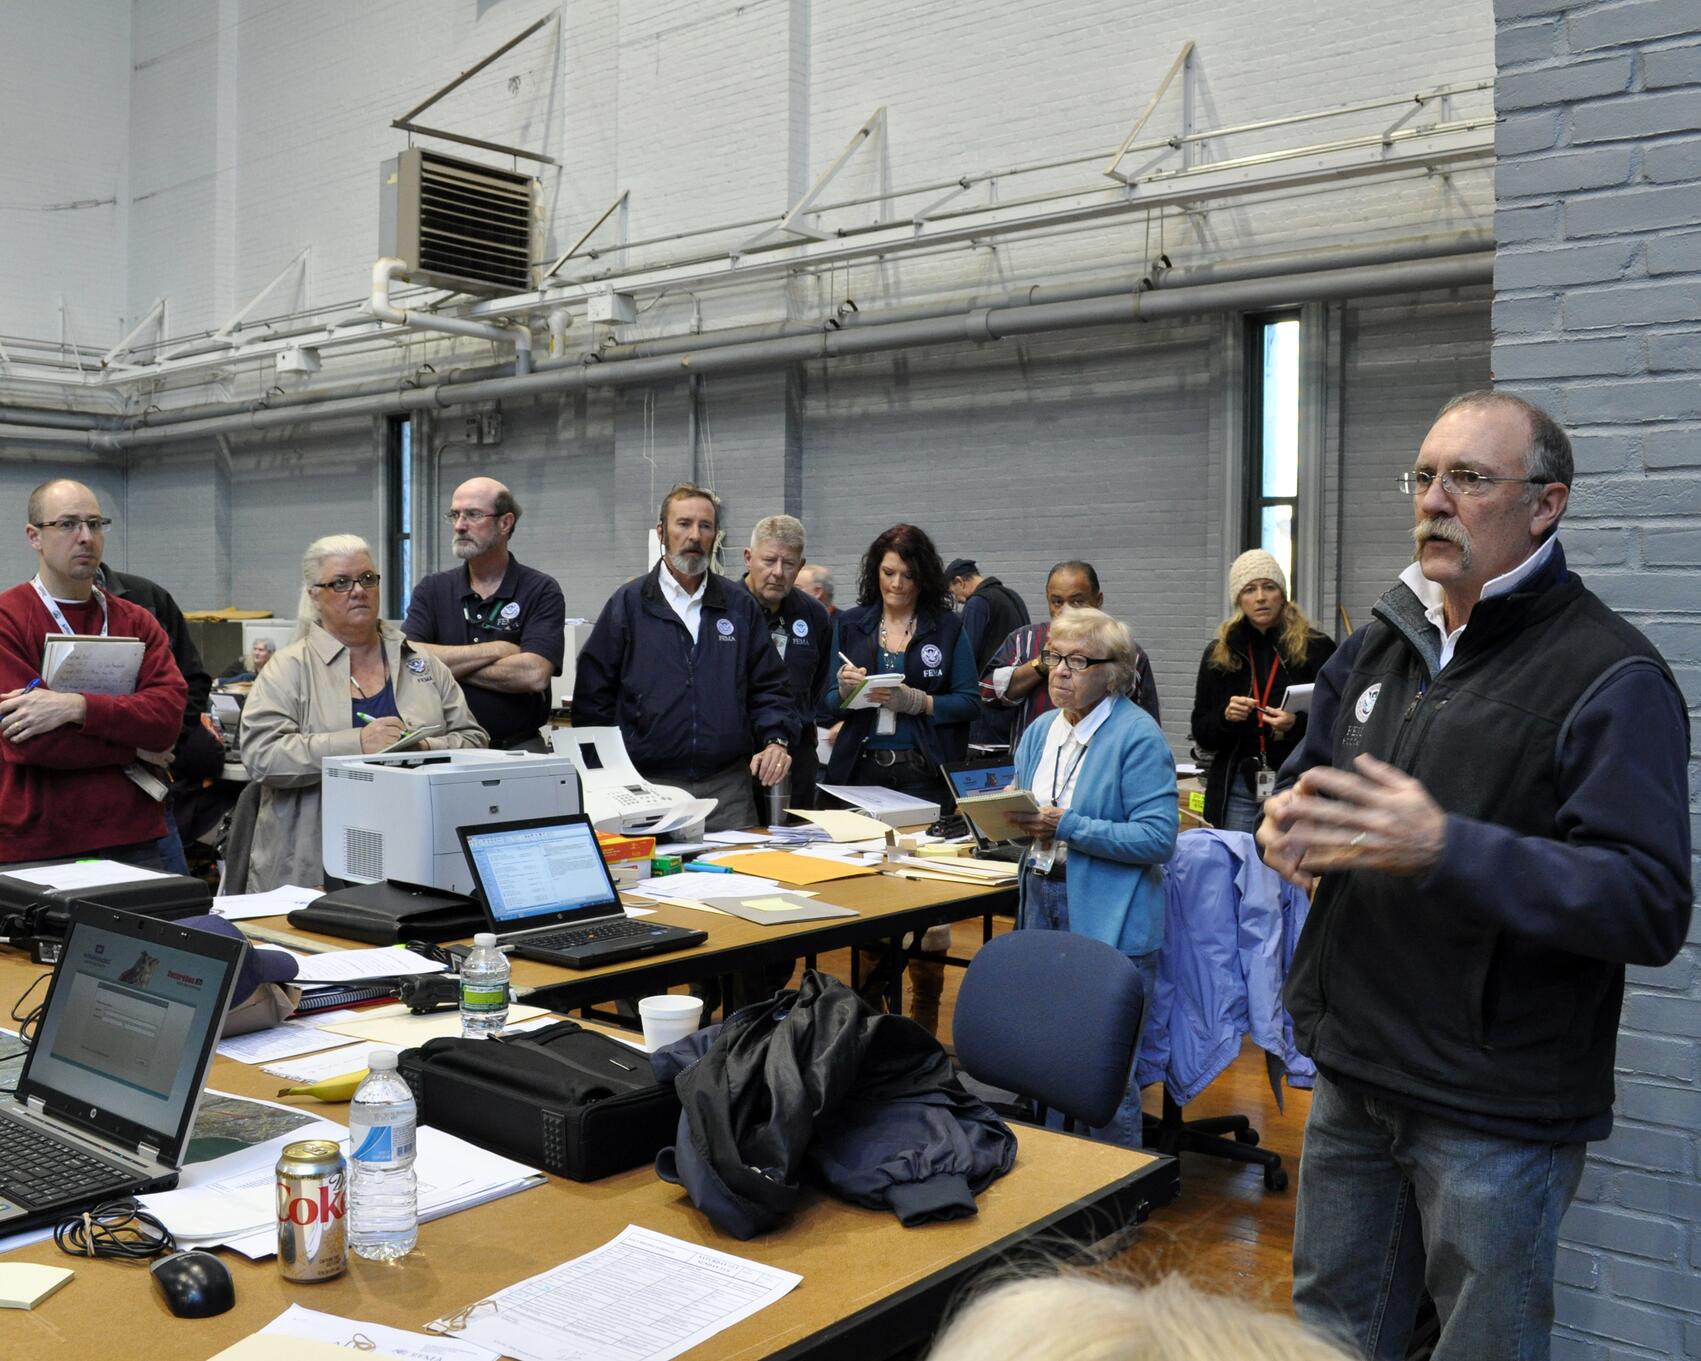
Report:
457,814,708,969
0,903,245,1232
940,757,1028,862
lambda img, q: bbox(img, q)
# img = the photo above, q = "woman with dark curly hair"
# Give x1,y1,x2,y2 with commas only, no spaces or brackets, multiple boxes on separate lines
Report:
823,523,980,1033
1189,549,1335,833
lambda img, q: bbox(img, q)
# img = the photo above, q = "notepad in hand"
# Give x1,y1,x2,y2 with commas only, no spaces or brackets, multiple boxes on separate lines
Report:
956,787,1040,843
842,672,906,710
41,634,145,695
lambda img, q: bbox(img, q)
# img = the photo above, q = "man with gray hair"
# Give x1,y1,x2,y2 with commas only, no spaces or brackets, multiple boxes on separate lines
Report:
796,564,836,615
742,514,831,809
1260,391,1692,1359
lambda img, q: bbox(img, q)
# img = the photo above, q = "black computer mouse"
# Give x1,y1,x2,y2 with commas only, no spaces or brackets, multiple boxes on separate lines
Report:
149,1249,236,1318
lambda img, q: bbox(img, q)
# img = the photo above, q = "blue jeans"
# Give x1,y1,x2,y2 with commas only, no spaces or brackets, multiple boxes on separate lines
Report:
1293,1072,1586,1361
1021,868,1159,1150
156,804,189,876
1221,776,1262,834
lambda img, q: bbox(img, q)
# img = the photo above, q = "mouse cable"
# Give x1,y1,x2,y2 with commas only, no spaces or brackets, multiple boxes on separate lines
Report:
54,1197,177,1261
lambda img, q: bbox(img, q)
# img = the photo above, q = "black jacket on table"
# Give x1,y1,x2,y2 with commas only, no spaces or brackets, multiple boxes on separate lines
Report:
823,604,972,783
745,582,833,805
653,971,1016,1239
573,564,794,781
1278,543,1692,1136
1189,621,1335,827
97,565,212,750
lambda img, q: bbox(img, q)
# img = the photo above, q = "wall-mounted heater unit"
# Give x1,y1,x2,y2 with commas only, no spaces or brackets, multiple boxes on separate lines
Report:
379,147,536,294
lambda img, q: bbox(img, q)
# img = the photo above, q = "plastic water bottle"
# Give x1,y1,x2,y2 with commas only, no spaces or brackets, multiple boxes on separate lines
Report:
347,1051,417,1261
460,933,510,1038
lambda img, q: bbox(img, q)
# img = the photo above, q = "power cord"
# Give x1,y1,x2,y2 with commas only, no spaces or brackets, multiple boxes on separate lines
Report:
54,1197,177,1261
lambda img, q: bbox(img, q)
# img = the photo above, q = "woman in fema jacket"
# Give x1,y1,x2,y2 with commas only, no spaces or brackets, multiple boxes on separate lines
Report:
1009,605,1178,1148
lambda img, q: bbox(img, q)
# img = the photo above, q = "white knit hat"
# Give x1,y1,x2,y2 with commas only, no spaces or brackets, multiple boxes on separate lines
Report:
1228,548,1287,606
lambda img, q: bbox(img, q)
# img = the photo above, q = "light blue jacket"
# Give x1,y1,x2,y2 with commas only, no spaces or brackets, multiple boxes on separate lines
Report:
1014,694,1179,956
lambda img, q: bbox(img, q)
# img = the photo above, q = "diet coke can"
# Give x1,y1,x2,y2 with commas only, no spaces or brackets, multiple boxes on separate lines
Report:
276,1138,347,1281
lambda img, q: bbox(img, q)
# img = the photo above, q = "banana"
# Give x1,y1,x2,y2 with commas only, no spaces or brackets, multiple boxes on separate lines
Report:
276,1068,369,1102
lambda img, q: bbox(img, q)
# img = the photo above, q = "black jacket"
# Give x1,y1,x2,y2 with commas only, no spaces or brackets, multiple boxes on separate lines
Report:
824,604,972,782
98,565,211,749
653,972,1016,1239
1281,545,1692,1130
745,582,833,805
1189,621,1334,826
573,565,794,780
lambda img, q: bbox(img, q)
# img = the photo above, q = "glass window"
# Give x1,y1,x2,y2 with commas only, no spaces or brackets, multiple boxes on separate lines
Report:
1247,315,1301,592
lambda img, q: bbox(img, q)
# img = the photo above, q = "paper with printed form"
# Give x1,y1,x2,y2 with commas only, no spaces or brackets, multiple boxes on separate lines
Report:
290,947,447,983
40,633,145,695
212,884,323,921
259,1304,500,1361
435,1223,802,1361
1,859,166,891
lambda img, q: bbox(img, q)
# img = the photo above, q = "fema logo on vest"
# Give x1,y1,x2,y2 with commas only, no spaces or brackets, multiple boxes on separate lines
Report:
716,618,736,642
1354,683,1381,723
791,618,809,643
1341,681,1380,754
919,642,944,678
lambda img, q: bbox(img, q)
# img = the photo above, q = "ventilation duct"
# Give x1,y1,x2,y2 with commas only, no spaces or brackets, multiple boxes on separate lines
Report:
379,147,535,294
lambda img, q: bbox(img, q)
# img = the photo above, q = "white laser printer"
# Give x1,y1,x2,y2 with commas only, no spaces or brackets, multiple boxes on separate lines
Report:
548,726,716,838
321,748,580,895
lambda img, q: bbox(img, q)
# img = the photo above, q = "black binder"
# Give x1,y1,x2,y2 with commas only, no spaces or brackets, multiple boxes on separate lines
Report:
288,878,483,945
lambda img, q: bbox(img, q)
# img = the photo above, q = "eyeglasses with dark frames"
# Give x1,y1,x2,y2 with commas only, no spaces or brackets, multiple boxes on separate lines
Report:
31,517,113,534
1040,650,1113,673
311,571,382,594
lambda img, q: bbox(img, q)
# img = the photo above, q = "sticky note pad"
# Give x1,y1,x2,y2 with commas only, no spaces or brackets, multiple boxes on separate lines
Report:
0,1262,74,1309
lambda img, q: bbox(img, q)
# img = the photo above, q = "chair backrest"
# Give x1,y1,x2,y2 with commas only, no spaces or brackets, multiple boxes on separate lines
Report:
217,779,264,896
953,929,1145,1129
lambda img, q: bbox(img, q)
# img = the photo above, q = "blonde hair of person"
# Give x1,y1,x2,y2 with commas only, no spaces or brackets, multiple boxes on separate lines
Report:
1048,606,1136,696
295,533,374,639
750,513,806,553
1207,598,1318,674
928,1273,1357,1361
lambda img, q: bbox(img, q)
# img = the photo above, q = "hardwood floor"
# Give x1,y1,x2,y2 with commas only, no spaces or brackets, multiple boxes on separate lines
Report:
799,914,1307,1312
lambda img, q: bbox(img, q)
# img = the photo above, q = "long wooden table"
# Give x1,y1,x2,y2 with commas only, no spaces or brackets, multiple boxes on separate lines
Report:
0,951,1176,1361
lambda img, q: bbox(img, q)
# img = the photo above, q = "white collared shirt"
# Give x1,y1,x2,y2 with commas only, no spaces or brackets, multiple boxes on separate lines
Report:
657,565,708,643
1397,536,1559,672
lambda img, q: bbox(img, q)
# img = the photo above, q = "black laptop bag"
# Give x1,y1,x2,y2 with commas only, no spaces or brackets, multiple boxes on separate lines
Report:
288,879,483,945
0,870,212,942
398,1020,682,1181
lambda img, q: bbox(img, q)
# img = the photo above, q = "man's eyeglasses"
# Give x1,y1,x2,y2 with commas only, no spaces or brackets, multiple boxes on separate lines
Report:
32,517,112,535
445,509,498,525
1040,650,1113,673
312,571,381,594
1397,469,1547,497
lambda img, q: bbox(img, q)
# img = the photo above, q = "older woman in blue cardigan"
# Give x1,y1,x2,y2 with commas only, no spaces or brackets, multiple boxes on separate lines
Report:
1008,606,1178,1148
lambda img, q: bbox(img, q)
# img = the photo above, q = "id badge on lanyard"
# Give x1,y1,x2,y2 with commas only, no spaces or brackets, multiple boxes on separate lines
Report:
1255,766,1277,802
32,576,109,638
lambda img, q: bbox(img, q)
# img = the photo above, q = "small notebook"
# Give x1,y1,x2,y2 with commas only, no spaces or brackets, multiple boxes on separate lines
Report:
41,634,145,695
0,1263,74,1309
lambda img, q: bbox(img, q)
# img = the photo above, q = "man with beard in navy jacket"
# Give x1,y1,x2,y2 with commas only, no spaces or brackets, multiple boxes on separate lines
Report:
575,483,794,833
1260,392,1692,1361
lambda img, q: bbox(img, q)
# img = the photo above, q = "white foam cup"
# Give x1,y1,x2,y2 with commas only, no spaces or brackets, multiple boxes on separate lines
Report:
639,994,704,1050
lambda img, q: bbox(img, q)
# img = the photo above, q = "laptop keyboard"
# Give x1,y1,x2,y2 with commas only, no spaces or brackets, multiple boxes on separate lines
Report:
521,917,659,952
0,1118,134,1208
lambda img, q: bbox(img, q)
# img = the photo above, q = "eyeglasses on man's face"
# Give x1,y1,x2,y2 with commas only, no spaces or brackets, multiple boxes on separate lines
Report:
445,509,499,525
1396,468,1546,497
312,571,381,594
1040,650,1112,673
32,517,112,535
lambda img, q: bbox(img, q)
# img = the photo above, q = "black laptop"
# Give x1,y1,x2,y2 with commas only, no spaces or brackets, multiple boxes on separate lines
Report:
940,757,1028,862
0,904,245,1231
457,814,707,969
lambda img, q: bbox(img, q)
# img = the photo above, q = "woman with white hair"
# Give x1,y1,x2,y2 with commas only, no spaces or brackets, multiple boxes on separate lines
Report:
240,534,487,890
1006,606,1178,1148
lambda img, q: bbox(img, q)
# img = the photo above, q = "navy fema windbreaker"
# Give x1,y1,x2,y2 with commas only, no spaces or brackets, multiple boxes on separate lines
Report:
572,564,795,781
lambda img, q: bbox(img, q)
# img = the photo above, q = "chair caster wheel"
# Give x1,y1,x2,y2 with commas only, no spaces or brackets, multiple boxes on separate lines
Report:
1235,1128,1259,1146
1264,1165,1289,1192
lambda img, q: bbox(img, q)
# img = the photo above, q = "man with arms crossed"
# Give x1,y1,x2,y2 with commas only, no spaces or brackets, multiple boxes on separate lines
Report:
0,480,187,867
575,482,794,832
1260,392,1692,1360
404,477,565,750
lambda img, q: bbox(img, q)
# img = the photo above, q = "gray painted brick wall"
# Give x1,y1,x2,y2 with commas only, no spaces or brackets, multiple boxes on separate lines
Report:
1494,3,1701,1356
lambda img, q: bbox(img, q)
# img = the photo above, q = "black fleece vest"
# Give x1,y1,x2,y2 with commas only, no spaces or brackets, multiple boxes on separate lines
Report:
1286,568,1672,1122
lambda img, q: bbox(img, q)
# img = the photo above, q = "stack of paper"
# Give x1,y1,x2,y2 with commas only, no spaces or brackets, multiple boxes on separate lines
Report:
211,884,323,921
815,784,940,828
41,634,144,695
697,849,878,887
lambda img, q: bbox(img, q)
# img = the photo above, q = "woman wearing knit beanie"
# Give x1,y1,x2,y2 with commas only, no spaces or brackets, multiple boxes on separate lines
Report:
1189,550,1336,833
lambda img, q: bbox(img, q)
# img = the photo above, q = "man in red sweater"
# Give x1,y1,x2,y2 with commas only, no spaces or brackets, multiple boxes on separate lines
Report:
0,479,187,867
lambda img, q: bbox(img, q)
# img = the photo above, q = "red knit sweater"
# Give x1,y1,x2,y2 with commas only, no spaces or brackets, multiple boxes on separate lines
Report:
0,583,188,861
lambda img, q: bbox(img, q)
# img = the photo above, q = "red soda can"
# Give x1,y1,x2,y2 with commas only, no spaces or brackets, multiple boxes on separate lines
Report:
276,1138,347,1281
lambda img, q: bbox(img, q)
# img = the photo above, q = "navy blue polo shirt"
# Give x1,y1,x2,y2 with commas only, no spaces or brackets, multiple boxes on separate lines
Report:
403,553,566,745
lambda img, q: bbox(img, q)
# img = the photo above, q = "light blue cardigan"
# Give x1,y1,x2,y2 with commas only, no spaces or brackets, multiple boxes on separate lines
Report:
1014,693,1179,956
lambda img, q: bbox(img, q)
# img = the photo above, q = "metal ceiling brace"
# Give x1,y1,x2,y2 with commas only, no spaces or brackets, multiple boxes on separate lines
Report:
101,298,166,370
739,107,888,253
154,247,312,362
540,191,630,282
1103,41,1194,183
391,13,560,166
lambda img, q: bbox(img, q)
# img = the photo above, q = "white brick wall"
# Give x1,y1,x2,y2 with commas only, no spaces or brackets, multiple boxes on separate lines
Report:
1493,2,1701,1357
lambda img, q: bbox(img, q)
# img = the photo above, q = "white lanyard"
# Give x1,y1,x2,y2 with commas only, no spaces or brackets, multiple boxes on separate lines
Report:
31,576,108,637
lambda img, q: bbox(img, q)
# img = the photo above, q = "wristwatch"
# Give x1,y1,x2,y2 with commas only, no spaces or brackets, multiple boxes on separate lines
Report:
1033,655,1050,675
769,736,790,748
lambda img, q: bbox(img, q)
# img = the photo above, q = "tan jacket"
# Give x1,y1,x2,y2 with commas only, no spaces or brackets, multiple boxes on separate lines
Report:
240,623,488,891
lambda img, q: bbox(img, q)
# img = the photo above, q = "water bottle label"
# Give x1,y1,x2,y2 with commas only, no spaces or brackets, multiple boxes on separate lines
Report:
462,985,507,1012
352,1124,393,1162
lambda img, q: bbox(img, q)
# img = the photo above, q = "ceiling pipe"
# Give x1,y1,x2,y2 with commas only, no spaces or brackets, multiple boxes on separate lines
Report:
45,251,1487,454
369,258,534,374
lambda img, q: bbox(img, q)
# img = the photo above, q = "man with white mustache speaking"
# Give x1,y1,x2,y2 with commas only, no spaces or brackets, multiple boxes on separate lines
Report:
575,481,794,832
1258,392,1692,1361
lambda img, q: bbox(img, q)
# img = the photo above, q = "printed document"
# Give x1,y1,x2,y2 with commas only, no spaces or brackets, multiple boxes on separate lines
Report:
259,1304,499,1361
434,1223,802,1361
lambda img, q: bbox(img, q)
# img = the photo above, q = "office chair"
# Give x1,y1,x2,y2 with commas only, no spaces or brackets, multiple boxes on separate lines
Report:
953,929,1145,1133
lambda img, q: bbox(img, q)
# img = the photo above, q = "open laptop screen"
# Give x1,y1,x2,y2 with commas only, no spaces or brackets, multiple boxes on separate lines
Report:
944,761,1018,800
25,909,240,1155
461,816,621,930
